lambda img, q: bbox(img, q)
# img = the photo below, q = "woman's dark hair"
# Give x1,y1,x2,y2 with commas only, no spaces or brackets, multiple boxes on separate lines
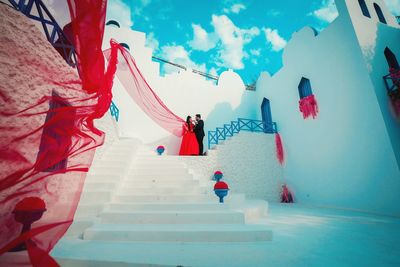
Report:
186,116,191,130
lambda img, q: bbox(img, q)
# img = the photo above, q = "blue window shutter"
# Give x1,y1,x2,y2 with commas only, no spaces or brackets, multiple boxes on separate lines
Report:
374,3,387,24
298,77,313,99
358,0,371,18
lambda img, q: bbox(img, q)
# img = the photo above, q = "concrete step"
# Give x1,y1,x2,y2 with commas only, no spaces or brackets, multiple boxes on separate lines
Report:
124,174,194,182
79,191,112,204
132,161,186,167
134,156,183,163
91,160,128,168
83,224,273,242
118,186,210,195
108,145,135,151
104,202,230,212
89,166,127,175
65,219,96,237
121,179,200,187
83,181,118,191
75,204,104,217
129,168,189,176
113,193,215,203
99,210,245,224
102,151,133,158
85,174,123,182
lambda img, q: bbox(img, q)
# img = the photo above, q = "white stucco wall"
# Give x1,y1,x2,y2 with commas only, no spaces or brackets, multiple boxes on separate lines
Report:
344,0,400,165
252,0,400,216
182,132,283,202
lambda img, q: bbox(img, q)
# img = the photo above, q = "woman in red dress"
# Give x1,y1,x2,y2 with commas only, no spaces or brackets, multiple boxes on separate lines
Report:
179,116,199,156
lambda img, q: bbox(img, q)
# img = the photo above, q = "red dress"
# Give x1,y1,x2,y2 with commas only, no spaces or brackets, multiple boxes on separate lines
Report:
179,123,199,156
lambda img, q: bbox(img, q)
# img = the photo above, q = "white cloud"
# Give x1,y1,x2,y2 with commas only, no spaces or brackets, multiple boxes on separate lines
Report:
160,12,260,73
223,3,246,14
159,45,206,74
250,48,261,56
264,28,287,52
231,4,246,14
310,0,338,23
106,0,133,28
384,0,400,15
267,9,283,17
188,24,217,51
211,14,259,69
145,32,159,51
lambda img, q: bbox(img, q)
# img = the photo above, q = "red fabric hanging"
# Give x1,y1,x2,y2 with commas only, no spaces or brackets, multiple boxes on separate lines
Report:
103,42,185,136
0,1,117,266
66,0,108,94
275,133,284,165
388,68,400,117
299,94,318,119
389,68,400,86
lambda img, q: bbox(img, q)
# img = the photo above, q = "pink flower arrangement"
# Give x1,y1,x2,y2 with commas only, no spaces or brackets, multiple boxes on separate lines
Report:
299,94,319,119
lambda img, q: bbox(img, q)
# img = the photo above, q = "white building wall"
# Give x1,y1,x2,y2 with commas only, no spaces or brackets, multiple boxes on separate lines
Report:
253,0,400,216
344,0,400,165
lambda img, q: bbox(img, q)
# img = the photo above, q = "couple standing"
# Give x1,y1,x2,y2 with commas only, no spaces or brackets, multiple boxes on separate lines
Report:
179,114,204,156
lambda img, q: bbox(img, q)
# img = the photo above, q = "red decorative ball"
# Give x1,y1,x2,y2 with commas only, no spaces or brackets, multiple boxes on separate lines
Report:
13,197,46,212
214,171,223,175
214,181,229,190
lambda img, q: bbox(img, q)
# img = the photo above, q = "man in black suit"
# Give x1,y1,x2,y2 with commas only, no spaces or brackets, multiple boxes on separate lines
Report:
194,114,205,156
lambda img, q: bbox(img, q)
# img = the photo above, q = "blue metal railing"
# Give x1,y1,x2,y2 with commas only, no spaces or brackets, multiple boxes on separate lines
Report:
8,0,77,68
208,118,277,149
383,72,400,93
110,101,119,122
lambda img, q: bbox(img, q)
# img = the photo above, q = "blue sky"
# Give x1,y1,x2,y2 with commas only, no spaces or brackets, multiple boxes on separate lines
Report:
106,0,399,84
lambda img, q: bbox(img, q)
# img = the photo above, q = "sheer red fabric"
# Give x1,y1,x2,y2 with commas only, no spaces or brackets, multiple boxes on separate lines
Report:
299,94,318,119
0,1,117,266
103,42,185,137
275,133,284,165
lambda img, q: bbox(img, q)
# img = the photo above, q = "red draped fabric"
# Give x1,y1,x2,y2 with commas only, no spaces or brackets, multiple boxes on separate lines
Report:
103,43,185,136
0,0,118,266
0,0,186,265
388,68,400,117
299,94,318,119
275,133,285,165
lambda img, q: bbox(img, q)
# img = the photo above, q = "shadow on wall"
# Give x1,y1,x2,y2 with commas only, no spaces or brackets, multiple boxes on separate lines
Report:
149,135,181,155
367,22,400,167
204,91,260,149
149,89,261,155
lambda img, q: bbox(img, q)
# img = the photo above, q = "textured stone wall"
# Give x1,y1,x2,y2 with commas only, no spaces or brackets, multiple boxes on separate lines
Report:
182,132,284,202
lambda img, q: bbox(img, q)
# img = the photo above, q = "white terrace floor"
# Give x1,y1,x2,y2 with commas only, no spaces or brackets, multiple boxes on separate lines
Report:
52,203,400,267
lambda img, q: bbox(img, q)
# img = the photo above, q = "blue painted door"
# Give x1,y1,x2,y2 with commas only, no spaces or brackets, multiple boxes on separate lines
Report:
261,97,273,133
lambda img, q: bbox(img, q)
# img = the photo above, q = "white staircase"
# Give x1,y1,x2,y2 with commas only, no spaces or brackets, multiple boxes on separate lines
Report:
53,135,273,266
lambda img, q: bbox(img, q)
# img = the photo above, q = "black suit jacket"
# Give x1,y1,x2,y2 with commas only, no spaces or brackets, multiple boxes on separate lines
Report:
194,120,205,138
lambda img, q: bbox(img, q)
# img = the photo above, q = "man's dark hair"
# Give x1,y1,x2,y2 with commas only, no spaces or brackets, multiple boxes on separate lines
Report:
196,114,201,118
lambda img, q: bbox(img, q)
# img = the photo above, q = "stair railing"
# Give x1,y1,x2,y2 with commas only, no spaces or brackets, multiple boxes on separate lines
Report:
208,118,277,149
383,71,400,93
110,101,120,122
8,0,78,68
7,0,123,125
